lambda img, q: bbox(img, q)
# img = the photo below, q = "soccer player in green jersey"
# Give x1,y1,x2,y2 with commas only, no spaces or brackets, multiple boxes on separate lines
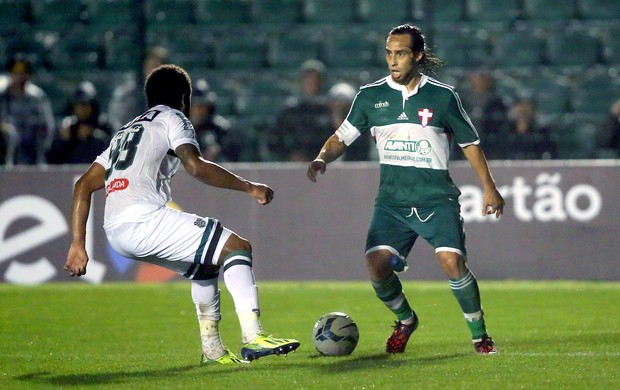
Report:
307,24,505,354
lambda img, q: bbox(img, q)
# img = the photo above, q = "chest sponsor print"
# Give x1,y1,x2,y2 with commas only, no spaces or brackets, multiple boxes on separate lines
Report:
384,139,433,156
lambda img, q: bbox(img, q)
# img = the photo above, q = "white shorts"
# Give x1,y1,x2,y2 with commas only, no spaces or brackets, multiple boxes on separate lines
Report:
105,206,232,280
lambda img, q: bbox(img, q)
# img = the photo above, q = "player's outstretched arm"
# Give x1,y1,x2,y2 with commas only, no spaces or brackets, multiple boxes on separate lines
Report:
176,143,273,205
64,162,106,277
307,134,347,182
462,144,505,218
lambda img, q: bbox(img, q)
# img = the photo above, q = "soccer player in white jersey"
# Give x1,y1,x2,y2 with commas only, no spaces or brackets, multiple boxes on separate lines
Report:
307,24,505,354
64,64,299,364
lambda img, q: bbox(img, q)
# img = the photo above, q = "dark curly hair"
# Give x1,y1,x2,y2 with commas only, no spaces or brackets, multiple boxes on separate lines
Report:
144,64,192,109
389,24,445,76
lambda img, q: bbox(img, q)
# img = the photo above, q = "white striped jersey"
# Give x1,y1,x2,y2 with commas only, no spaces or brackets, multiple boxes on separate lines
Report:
95,105,199,229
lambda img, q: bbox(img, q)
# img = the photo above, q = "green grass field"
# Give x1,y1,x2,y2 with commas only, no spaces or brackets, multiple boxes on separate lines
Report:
1,281,618,389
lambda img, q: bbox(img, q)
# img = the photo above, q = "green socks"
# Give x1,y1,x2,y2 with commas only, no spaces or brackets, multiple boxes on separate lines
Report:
371,273,414,321
449,269,487,339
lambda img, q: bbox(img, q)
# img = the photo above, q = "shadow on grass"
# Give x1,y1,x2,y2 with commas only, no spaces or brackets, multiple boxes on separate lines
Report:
14,352,469,386
310,352,467,373
14,365,201,386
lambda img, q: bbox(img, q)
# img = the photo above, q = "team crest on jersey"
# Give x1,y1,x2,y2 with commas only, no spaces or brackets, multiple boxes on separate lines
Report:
418,108,434,127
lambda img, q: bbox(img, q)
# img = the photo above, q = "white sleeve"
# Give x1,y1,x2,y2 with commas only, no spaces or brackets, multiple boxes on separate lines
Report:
167,110,199,150
335,119,361,146
94,144,112,169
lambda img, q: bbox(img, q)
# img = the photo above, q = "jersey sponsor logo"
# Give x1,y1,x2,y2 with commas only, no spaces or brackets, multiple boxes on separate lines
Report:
374,101,389,108
194,218,206,228
105,178,129,196
397,112,409,120
418,108,433,127
384,139,432,156
120,109,161,130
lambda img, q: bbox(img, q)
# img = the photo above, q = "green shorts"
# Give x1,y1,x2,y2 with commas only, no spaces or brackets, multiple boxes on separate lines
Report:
365,199,467,260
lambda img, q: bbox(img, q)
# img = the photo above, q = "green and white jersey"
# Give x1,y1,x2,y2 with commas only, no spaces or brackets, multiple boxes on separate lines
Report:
336,75,479,207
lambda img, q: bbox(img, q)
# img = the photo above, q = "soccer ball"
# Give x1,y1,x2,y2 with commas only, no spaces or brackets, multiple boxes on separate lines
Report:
312,312,359,356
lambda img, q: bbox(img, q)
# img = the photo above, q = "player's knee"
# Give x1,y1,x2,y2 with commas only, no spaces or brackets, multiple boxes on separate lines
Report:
366,250,392,280
436,252,466,278
234,235,252,253
217,234,252,266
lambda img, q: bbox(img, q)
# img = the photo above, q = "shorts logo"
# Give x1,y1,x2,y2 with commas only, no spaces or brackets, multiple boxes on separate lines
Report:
194,218,206,228
418,108,433,127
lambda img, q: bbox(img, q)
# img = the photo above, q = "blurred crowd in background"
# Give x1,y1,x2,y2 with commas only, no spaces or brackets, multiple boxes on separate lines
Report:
0,0,619,167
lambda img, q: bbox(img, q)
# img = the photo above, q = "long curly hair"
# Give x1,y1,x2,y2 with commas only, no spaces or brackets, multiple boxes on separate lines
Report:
389,24,445,76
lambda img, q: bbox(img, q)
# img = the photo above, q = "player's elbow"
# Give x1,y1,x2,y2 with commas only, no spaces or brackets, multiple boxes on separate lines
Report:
182,158,202,178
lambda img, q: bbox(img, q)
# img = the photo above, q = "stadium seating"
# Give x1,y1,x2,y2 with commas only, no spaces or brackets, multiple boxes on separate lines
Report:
214,33,268,69
2,0,617,162
531,76,571,119
552,114,597,159
147,27,216,69
0,0,30,34
3,33,49,69
601,26,620,65
492,28,547,69
83,0,135,33
81,70,133,112
302,0,356,24
430,27,491,69
356,0,412,26
102,29,142,71
546,28,602,68
466,0,520,24
413,0,465,26
49,33,102,72
570,69,620,116
521,0,577,24
267,28,324,69
498,69,571,120
578,0,620,21
251,0,303,26
30,0,83,30
30,70,73,117
195,0,252,26
322,29,381,69
145,0,196,32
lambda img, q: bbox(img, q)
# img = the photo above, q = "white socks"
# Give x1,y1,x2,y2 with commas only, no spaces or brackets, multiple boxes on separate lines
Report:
223,260,262,343
191,256,264,353
237,310,262,344
192,279,225,359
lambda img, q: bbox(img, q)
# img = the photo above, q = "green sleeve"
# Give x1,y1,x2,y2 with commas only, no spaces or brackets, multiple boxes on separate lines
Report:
345,92,369,134
444,91,479,145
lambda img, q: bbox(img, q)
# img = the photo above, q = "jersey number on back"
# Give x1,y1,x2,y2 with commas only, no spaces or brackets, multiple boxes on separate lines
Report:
106,124,145,179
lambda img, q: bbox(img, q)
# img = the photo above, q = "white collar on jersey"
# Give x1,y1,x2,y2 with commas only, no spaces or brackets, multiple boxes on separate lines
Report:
386,74,428,98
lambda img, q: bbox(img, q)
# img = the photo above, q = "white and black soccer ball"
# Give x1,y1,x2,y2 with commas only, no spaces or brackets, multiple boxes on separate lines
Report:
312,312,359,356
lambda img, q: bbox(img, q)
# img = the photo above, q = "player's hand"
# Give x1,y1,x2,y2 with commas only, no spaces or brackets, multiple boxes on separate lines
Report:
64,243,89,277
248,182,274,205
307,159,326,183
482,188,505,218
